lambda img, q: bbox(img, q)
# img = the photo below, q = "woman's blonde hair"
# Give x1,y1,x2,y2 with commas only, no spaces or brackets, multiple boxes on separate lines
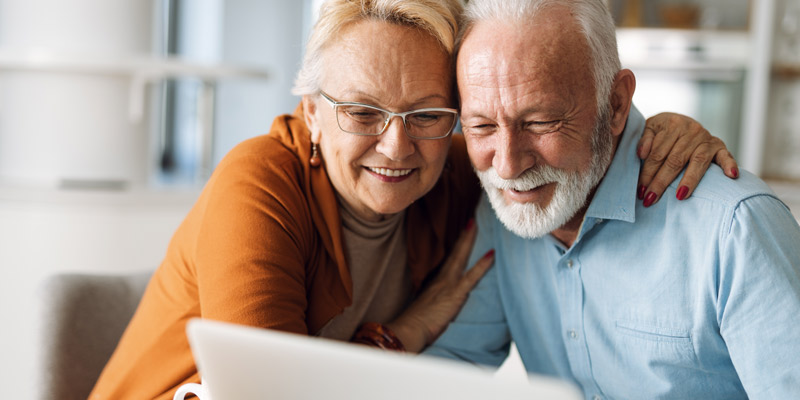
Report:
292,0,463,96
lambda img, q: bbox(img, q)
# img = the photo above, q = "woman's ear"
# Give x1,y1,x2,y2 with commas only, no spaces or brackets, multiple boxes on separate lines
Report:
302,95,322,144
609,69,636,137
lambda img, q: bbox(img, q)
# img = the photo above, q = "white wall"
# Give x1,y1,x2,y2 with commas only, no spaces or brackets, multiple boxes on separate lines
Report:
0,0,155,187
213,0,307,165
0,1,309,398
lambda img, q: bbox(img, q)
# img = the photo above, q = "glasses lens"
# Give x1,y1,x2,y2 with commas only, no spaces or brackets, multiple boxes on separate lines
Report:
406,110,457,138
336,105,387,135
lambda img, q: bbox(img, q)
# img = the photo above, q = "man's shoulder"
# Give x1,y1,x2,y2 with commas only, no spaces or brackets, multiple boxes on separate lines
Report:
678,165,781,209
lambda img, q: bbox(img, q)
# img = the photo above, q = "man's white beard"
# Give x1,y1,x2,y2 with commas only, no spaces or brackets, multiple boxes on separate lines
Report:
475,110,615,239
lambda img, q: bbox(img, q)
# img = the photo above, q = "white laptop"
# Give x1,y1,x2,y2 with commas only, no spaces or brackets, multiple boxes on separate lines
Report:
178,318,582,400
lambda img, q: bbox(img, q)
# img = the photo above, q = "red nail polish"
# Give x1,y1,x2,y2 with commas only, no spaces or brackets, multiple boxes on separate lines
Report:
731,167,739,179
483,249,495,259
676,185,689,201
643,192,657,207
465,218,475,231
638,185,646,200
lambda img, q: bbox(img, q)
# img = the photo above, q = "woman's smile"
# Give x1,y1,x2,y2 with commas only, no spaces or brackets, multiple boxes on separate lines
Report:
366,166,415,182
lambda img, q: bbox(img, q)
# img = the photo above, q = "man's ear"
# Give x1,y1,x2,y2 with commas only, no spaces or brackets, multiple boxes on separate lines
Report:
302,95,322,144
609,69,636,137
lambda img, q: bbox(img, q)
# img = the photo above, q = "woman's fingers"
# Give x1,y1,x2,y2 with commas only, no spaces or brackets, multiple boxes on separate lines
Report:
443,219,494,298
386,220,494,353
670,141,714,200
673,139,740,200
638,112,739,207
457,249,495,293
713,142,740,179
638,121,680,196
416,247,494,346
440,219,478,279
636,124,655,160
640,124,702,206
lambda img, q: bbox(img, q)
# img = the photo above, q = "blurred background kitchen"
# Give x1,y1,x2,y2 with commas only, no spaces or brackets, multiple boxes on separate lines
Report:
1,0,798,398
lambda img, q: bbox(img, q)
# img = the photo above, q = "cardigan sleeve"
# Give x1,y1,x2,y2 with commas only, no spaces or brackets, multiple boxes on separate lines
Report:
193,137,316,334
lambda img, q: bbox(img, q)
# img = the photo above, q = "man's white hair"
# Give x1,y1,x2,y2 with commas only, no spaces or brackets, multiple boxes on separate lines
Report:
457,0,620,109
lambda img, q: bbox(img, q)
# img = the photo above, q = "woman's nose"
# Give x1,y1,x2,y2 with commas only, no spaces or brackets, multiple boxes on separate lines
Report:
375,116,414,161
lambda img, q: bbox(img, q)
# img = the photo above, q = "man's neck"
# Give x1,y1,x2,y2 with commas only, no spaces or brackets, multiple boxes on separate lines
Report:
550,207,587,248
550,133,623,248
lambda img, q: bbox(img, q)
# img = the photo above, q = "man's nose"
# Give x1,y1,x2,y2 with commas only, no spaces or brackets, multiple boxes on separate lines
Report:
375,116,414,161
493,128,534,180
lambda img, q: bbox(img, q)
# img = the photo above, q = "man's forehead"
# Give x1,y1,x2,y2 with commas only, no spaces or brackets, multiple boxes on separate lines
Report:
458,11,585,68
457,20,588,89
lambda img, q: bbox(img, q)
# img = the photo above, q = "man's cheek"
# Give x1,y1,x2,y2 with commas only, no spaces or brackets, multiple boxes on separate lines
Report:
466,139,495,171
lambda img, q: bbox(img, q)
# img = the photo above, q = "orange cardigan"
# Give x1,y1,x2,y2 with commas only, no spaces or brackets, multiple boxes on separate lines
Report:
89,105,481,399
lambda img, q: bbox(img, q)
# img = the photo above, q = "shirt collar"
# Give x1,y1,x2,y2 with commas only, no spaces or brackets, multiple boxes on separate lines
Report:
583,105,646,224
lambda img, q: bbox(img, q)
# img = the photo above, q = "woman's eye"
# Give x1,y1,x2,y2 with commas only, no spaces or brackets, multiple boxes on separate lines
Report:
409,113,440,124
344,108,383,122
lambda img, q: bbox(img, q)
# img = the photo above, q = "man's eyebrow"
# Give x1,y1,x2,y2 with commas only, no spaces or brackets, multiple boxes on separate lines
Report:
460,106,550,121
459,110,486,119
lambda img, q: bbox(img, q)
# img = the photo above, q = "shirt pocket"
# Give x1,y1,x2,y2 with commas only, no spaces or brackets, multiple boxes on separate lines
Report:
614,320,698,366
610,320,703,398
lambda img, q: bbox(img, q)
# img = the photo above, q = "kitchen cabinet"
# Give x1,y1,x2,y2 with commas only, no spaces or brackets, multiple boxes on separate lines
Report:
611,0,800,183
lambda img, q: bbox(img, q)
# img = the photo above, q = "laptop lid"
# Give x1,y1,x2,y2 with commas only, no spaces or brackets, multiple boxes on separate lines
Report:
185,318,582,400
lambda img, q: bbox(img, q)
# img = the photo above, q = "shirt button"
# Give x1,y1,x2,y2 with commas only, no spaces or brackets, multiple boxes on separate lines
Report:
566,259,574,269
568,330,578,339
593,396,603,400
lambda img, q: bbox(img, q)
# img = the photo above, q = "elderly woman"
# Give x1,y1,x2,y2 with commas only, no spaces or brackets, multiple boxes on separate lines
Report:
90,0,737,398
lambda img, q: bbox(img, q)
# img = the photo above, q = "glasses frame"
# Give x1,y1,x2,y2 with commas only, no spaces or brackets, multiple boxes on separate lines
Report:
319,91,458,140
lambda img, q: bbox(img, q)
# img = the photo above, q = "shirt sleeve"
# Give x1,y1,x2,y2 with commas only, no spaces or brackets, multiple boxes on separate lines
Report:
193,142,313,335
717,194,800,397
423,195,512,367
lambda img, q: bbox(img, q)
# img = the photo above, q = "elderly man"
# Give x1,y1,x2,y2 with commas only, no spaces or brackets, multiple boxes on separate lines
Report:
425,0,800,398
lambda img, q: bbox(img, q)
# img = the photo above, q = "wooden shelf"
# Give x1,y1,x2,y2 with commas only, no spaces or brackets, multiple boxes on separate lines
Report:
0,50,271,122
773,64,800,79
0,51,270,80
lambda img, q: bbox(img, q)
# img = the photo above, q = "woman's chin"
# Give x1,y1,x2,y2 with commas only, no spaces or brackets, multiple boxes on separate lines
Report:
365,199,415,219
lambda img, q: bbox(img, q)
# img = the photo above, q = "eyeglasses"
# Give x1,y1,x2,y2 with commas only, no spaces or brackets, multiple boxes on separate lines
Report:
319,91,458,140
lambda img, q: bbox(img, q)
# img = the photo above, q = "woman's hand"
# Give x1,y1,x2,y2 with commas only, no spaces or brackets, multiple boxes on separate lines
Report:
638,112,739,207
386,220,494,353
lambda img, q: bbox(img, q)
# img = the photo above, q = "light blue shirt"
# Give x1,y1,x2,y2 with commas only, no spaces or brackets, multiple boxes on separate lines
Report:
425,108,800,399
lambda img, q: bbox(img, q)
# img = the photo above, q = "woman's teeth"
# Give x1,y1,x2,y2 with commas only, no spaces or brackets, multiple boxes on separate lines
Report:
368,167,412,177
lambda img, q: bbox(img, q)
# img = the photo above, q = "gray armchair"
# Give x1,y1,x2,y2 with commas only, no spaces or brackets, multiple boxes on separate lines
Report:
37,271,152,400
